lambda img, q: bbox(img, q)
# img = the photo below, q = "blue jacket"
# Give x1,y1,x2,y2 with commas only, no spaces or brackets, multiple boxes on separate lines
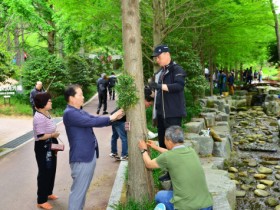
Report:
63,105,110,163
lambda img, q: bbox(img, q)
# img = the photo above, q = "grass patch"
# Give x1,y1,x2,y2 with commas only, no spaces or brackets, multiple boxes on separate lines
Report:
111,197,156,210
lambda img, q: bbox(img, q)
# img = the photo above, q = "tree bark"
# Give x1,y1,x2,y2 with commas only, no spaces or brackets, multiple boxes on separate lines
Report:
14,26,22,66
270,0,280,61
121,0,154,202
152,0,166,72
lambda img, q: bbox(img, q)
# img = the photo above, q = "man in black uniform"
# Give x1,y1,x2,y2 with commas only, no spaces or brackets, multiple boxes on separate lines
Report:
149,44,186,148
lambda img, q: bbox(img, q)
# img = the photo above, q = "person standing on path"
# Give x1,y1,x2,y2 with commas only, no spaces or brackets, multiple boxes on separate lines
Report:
108,72,117,100
30,81,45,115
228,71,235,95
109,86,155,161
149,44,186,148
63,84,124,210
33,92,60,210
97,74,109,115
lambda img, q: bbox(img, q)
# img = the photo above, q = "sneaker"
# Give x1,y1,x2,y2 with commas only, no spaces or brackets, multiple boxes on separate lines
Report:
117,155,128,161
103,111,109,115
109,153,119,158
147,130,158,139
96,110,100,114
154,203,166,210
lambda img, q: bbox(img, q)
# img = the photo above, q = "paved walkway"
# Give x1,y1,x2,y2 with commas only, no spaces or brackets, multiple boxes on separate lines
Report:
0,95,122,210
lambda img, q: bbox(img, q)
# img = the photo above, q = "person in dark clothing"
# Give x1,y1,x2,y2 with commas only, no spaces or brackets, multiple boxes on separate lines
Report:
247,67,253,84
30,81,45,115
149,44,186,148
218,70,226,96
96,74,109,115
108,72,117,100
228,71,235,95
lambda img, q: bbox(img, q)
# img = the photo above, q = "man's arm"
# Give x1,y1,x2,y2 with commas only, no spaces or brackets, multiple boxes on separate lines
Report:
142,152,160,169
138,140,160,169
147,140,168,153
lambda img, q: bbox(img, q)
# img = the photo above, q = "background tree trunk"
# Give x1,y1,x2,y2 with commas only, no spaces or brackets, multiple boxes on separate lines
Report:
121,0,154,202
270,0,280,61
152,0,166,72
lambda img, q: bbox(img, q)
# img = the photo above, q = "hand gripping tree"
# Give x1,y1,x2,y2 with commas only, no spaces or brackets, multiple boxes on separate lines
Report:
120,0,154,202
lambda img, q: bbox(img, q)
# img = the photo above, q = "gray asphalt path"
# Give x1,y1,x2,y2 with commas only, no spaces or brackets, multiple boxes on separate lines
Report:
0,94,121,210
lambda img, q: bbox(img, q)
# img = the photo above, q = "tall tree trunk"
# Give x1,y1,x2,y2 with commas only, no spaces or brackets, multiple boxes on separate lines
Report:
209,51,213,96
47,21,55,54
152,0,166,72
121,0,154,202
14,26,22,66
47,5,55,54
270,0,280,61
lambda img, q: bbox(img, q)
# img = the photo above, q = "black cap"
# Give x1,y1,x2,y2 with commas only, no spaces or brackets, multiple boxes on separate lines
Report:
151,45,169,57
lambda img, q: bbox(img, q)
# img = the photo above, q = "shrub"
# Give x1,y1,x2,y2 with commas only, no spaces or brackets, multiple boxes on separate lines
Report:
22,49,68,98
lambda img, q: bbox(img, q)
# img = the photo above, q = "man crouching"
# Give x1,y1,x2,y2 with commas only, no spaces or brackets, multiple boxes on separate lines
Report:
138,125,213,210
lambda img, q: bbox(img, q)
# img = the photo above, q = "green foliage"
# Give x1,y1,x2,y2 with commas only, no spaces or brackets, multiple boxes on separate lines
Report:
170,44,208,100
0,44,16,83
115,74,139,110
22,49,67,97
146,106,157,133
65,55,91,90
0,93,32,116
184,89,202,123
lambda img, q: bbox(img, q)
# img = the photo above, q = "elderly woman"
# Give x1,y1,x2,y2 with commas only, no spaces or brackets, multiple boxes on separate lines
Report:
33,92,60,210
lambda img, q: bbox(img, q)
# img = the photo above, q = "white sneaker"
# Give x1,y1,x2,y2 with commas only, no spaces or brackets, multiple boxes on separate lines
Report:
148,131,158,139
109,153,119,158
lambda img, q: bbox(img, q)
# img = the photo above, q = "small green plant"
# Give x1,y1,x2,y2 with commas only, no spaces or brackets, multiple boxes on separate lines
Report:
112,197,156,210
115,74,139,110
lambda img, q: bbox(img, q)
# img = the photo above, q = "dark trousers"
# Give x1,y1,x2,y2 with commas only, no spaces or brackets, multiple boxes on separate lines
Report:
157,115,182,148
35,140,57,204
97,92,107,111
108,87,115,100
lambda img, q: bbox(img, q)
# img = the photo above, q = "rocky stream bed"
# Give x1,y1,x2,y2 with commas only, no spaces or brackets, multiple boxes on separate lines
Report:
227,107,280,210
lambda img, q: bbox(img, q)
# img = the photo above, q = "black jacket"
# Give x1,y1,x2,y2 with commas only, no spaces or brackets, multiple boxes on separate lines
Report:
154,61,186,119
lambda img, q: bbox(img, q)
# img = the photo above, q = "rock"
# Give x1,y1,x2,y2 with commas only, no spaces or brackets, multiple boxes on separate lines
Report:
275,204,280,210
228,173,235,179
248,159,257,167
228,167,238,173
185,121,205,134
275,174,280,180
254,174,267,179
260,180,274,186
238,171,248,177
236,190,246,197
257,166,273,174
257,184,266,190
241,184,252,191
265,197,278,207
254,189,270,197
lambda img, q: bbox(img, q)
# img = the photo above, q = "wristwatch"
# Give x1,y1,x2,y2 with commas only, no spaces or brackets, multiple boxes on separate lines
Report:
141,149,147,154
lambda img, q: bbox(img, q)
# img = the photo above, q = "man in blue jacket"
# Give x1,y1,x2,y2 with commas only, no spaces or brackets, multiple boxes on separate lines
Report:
149,44,186,148
63,84,123,210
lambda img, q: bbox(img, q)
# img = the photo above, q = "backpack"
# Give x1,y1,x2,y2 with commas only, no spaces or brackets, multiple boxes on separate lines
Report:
109,77,117,87
98,83,106,93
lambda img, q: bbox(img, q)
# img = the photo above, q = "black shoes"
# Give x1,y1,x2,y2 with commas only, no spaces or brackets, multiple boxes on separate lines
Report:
96,110,100,114
103,111,108,115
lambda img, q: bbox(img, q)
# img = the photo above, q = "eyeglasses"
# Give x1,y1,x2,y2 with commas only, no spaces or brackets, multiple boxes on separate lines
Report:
48,100,52,102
